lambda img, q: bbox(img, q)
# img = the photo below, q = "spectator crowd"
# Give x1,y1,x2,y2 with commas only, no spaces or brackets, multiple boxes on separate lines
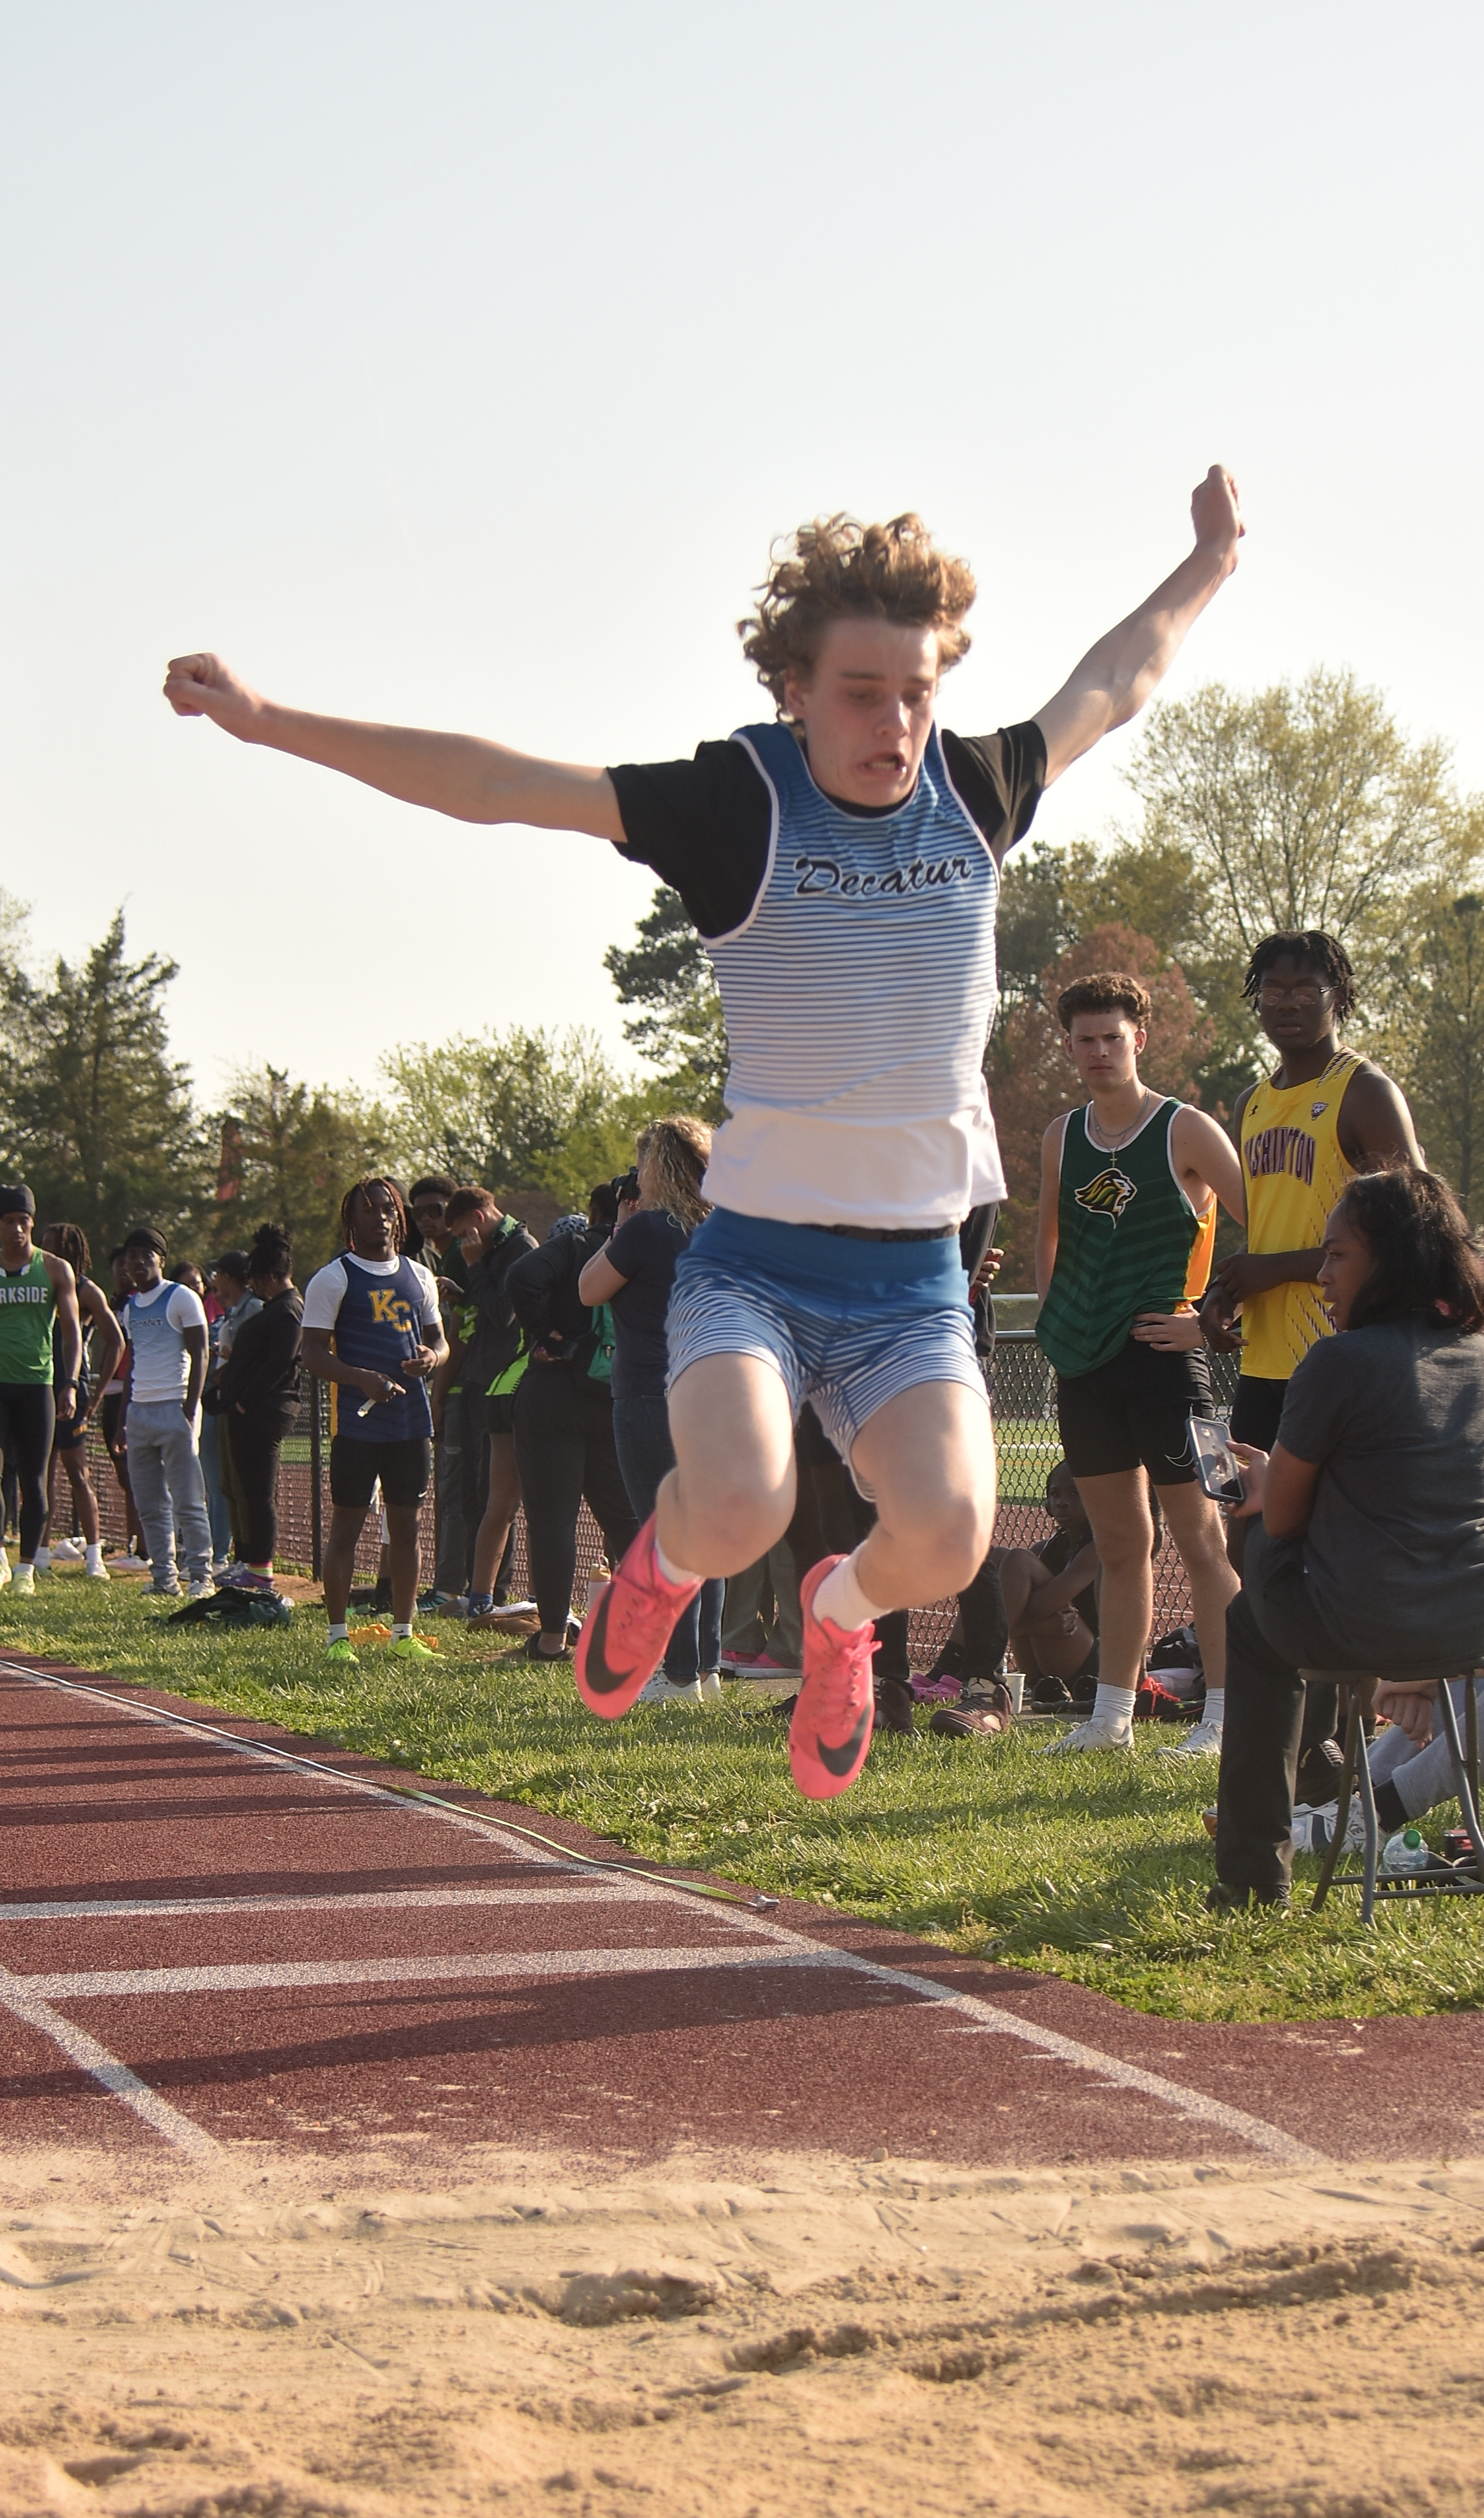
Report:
2,924,1482,1905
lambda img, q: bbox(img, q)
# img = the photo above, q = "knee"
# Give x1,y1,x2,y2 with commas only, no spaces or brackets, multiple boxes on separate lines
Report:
895,1490,993,1599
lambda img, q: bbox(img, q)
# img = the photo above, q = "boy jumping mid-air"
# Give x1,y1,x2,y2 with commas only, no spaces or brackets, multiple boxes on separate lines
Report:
164,466,1243,1799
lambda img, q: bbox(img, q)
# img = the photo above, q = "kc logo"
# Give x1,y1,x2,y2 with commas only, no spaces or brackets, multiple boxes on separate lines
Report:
369,1291,414,1330
1074,1165,1137,1222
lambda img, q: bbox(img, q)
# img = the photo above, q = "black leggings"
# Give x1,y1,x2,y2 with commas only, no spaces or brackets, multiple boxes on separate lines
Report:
223,1412,291,1565
512,1369,638,1636
0,1384,56,1560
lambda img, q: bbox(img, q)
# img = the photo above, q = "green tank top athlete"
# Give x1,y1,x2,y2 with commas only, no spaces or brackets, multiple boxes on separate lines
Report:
1036,1099,1217,1380
0,1248,57,1384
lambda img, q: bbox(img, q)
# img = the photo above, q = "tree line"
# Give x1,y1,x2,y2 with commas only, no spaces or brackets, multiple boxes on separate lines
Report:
3,667,1479,1285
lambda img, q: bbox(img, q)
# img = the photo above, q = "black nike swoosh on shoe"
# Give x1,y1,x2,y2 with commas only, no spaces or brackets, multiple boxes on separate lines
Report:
580,1586,632,1697
816,1702,874,1776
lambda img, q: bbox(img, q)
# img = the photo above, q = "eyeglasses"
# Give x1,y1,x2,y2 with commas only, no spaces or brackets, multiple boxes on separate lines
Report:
1257,984,1331,1009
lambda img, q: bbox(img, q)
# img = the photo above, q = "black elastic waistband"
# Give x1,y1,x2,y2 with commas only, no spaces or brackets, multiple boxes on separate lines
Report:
822,1223,958,1243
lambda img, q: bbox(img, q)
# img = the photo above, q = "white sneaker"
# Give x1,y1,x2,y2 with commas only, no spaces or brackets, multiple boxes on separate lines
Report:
212,1559,231,1580
51,1538,84,1564
0,1554,10,1589
85,1560,110,1582
188,1578,217,1602
10,1564,35,1597
1291,1799,1367,1854
699,1671,723,1701
1040,1716,1133,1754
1161,1717,1224,1758
636,1671,703,1705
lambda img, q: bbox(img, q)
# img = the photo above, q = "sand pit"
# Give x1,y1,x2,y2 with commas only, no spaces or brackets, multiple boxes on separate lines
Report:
1,2144,1481,2515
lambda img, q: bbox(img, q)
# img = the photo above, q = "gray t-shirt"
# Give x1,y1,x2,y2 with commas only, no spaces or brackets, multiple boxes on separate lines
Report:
1278,1315,1484,1663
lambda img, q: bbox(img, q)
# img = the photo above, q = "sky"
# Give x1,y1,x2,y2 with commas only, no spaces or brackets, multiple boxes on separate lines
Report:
2,1,1481,1114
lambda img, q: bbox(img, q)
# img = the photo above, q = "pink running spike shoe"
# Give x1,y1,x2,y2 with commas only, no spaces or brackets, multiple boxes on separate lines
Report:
789,1556,877,1799
575,1515,702,1719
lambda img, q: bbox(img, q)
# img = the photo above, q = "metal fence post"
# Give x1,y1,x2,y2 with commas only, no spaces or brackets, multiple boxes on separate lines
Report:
309,1377,323,1581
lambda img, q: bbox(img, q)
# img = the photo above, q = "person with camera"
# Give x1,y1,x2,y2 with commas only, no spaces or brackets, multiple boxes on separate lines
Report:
1213,1166,1484,1908
506,1185,639,1663
578,1121,724,1703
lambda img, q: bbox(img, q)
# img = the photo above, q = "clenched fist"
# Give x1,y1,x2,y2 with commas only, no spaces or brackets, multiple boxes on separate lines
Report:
163,652,266,739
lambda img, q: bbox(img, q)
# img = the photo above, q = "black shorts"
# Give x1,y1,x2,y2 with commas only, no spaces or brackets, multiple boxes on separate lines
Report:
328,1434,432,1512
486,1393,517,1438
1229,1374,1289,1452
1056,1340,1214,1486
53,1376,91,1451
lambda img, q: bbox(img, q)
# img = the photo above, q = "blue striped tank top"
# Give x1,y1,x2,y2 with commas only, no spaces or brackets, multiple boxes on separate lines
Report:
702,719,1002,1228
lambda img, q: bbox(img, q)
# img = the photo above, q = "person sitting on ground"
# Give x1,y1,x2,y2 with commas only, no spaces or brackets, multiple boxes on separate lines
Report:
580,1119,725,1704
300,1177,448,1664
117,1228,214,1601
506,1187,638,1664
992,1462,1100,1704
1213,1166,1484,1908
443,1187,538,1622
38,1224,124,1581
206,1224,302,1594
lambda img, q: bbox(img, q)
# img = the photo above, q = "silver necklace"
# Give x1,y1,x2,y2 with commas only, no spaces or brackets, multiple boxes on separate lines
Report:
1086,1086,1154,1153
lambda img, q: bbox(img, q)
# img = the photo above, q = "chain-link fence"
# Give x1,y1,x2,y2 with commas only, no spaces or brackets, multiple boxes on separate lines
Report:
75,1335,1237,1663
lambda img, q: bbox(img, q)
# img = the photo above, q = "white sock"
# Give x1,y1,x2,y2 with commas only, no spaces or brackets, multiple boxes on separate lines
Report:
1091,1683,1136,1738
86,1544,103,1572
654,1536,702,1589
812,1549,888,1635
328,1621,349,1643
393,1621,413,1640
34,1547,50,1571
1200,1688,1226,1728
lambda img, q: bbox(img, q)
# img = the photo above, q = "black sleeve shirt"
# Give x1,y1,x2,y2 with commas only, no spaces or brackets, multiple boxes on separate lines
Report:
608,721,1046,941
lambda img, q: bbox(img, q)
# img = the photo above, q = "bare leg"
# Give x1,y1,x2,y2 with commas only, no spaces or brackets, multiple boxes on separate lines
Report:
847,1381,996,1608
322,1504,369,1626
1154,1478,1238,1693
385,1503,422,1627
471,1434,523,1595
60,1447,102,1547
1071,1469,1156,1709
660,1355,798,1577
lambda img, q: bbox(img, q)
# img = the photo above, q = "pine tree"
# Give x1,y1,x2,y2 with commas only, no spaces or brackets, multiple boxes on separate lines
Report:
0,912,212,1256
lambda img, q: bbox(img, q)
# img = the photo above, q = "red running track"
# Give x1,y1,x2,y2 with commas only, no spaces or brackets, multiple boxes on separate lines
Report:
2,1654,1482,2173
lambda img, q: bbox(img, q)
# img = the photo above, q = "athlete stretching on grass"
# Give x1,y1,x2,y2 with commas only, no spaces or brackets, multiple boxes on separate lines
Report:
164,466,1243,1799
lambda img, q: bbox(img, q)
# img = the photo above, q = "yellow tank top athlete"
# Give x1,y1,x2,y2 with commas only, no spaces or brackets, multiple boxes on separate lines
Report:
1238,1048,1364,1379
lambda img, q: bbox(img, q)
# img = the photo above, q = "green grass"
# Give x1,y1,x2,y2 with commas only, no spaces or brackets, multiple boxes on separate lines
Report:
5,1575,1481,2025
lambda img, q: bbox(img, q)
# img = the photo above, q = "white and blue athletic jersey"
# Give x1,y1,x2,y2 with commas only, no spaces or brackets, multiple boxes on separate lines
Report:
613,719,1043,1230
301,1252,441,1440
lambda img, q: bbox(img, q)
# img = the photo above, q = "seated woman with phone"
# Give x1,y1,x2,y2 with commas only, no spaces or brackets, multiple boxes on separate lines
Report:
1210,1166,1484,1907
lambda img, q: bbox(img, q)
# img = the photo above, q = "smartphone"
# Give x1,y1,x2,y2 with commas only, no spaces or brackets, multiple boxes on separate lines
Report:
1188,1410,1245,1507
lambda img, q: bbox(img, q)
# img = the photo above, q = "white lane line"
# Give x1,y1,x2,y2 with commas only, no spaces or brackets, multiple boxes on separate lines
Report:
1,1665,1326,2167
0,1885,646,1923
24,1945,821,1999
0,1965,219,2160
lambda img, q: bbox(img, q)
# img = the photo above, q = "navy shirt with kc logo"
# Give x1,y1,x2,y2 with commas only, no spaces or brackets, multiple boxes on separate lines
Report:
313,1253,438,1440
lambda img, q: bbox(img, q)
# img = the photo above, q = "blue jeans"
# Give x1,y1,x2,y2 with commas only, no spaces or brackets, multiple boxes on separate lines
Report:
612,1390,723,1680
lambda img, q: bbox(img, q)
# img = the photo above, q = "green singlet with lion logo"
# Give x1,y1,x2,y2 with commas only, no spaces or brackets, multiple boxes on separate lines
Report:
1035,1099,1215,1380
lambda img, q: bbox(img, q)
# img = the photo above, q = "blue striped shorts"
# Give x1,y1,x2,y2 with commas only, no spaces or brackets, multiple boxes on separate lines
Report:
666,1208,985,1473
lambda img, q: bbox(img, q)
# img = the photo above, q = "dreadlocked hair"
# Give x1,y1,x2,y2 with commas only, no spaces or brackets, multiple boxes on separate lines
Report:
1242,930,1357,1024
1338,1167,1484,1335
738,513,975,714
247,1223,293,1280
339,1176,408,1250
43,1222,92,1281
636,1116,712,1232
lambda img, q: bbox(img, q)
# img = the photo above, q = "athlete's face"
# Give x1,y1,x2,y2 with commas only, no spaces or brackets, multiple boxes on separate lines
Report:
1318,1199,1372,1330
784,619,941,809
0,1214,32,1270
1064,1013,1146,1093
1046,1467,1089,1537
125,1246,163,1291
349,1184,400,1260
1255,954,1336,1053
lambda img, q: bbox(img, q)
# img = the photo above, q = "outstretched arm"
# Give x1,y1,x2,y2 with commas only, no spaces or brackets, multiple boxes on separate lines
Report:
163,654,625,841
1033,467,1243,786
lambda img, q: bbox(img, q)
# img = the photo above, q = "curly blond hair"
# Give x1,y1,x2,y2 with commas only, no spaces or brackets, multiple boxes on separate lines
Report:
637,1116,712,1233
738,513,976,714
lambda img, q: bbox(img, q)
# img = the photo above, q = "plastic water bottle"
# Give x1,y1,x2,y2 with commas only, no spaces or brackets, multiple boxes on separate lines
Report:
585,1565,611,1615
1380,1825,1431,1876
